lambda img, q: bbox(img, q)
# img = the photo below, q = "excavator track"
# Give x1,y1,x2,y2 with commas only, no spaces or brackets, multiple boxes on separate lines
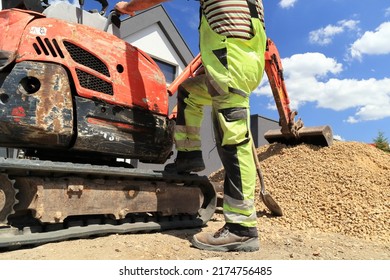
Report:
0,157,216,249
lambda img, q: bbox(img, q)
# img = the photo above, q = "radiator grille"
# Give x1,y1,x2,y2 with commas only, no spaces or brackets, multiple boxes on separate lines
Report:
64,41,110,77
76,69,113,95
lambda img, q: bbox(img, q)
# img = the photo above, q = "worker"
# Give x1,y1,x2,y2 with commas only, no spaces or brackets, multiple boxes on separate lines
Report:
115,0,266,252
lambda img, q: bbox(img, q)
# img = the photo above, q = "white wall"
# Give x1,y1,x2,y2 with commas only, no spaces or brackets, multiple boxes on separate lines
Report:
122,23,185,74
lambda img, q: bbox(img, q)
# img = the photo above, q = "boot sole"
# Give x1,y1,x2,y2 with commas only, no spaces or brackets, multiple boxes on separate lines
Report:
191,236,259,252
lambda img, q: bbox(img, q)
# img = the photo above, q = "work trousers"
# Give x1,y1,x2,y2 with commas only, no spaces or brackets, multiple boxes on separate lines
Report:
174,15,266,228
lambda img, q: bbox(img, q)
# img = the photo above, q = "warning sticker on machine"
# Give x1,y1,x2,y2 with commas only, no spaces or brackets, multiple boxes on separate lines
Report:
29,26,47,36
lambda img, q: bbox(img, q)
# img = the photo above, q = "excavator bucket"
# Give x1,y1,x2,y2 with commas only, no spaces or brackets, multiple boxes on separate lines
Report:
264,125,333,147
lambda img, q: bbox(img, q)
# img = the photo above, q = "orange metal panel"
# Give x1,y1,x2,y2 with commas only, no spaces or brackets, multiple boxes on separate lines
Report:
9,13,168,115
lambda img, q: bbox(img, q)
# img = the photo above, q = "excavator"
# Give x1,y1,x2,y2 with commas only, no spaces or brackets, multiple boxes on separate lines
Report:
0,0,332,249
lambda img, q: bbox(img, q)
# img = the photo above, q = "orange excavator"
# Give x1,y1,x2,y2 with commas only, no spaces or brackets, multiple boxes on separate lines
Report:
0,0,332,248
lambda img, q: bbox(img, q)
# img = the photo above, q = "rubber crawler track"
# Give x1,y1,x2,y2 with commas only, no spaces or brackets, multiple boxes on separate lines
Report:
0,157,217,250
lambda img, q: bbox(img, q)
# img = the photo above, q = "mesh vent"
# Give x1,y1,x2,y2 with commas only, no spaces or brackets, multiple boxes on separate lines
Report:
31,38,113,95
64,41,110,77
76,69,113,95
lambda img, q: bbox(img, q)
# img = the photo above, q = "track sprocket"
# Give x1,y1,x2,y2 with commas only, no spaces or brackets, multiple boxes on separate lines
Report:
0,174,18,224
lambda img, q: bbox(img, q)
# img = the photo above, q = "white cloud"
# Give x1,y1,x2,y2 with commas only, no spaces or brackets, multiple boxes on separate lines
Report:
279,0,297,9
351,102,390,123
256,52,390,123
282,53,343,79
385,7,390,17
350,22,390,60
309,19,360,45
333,135,345,141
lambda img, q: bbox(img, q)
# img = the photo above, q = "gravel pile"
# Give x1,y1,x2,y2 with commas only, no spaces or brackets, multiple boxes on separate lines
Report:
209,141,390,243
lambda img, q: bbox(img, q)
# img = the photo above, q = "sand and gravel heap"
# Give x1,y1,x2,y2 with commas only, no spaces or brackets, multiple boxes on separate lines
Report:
209,141,390,243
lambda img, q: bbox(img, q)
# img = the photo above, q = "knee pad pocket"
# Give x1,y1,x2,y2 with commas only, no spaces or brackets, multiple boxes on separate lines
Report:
217,107,250,146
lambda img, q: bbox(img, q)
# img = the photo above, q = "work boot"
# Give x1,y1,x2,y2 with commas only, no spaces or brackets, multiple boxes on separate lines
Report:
191,224,259,252
164,151,205,174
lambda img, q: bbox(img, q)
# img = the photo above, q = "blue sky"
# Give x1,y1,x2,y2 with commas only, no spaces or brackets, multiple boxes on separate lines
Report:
50,0,390,143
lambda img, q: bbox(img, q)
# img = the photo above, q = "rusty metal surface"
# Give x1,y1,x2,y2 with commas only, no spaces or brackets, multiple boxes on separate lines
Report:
0,61,73,147
72,96,174,163
14,176,203,223
0,60,173,162
0,157,217,249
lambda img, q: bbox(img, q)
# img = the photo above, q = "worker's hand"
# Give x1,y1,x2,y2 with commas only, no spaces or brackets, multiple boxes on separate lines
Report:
115,1,135,16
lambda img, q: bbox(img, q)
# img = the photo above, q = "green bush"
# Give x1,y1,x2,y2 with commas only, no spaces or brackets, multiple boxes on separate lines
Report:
373,131,390,153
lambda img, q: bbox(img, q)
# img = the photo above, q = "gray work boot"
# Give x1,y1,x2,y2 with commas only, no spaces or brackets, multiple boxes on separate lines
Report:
164,151,205,174
191,226,259,252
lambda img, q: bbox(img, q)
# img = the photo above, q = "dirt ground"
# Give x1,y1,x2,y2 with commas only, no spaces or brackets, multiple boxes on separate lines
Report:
0,213,388,260
0,141,389,260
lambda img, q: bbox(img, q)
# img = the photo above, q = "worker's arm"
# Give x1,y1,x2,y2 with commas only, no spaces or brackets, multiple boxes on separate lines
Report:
115,0,169,16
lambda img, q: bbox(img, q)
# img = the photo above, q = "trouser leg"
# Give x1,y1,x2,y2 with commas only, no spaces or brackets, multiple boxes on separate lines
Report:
212,105,258,232
174,75,211,152
174,75,258,230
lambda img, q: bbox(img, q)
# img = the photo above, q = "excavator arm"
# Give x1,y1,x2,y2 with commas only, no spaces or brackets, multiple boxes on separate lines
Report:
263,38,333,146
264,38,303,137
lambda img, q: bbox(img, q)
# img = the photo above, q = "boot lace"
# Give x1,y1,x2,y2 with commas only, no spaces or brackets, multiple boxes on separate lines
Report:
213,227,230,238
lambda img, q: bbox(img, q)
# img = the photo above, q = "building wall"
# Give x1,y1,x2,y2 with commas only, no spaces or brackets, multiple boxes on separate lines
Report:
122,24,186,73
251,115,280,148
